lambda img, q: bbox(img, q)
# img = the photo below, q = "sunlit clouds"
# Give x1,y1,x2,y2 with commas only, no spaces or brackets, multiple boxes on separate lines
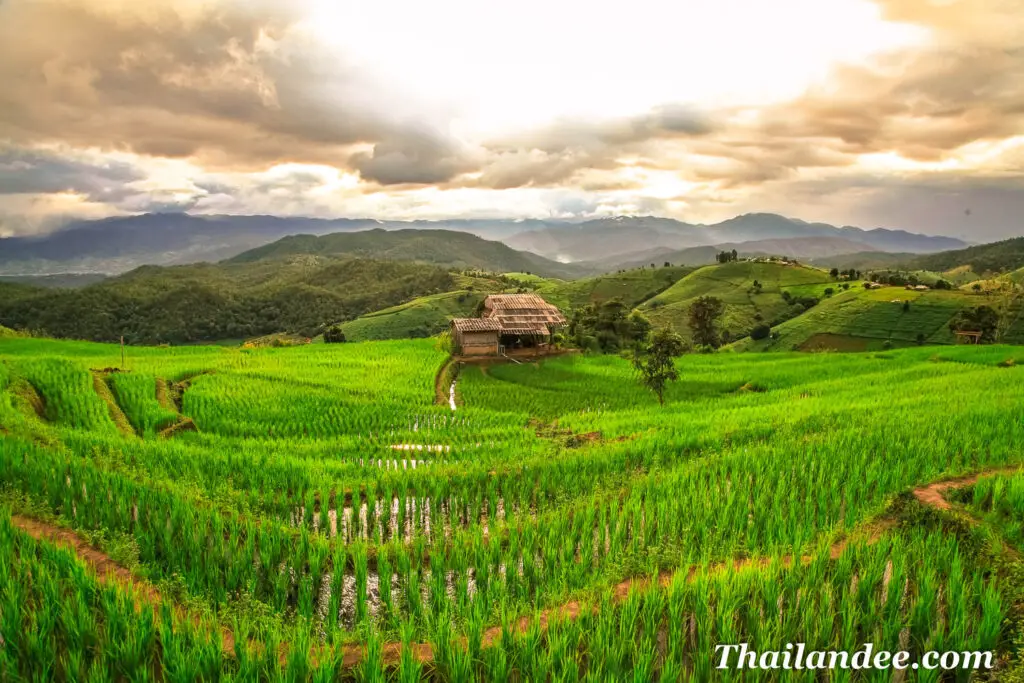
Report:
0,0,1021,241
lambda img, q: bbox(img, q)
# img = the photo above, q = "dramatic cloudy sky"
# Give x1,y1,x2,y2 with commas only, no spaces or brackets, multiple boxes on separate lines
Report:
0,0,1022,240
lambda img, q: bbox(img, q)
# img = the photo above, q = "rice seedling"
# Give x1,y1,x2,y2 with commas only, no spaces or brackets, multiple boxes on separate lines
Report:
3,335,1024,679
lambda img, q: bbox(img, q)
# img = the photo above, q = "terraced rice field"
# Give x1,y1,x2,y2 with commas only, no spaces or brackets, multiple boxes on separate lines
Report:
640,262,853,343
3,335,1024,680
736,285,1024,352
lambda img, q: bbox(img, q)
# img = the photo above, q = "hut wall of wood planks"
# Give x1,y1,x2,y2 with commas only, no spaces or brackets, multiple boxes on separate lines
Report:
450,294,567,356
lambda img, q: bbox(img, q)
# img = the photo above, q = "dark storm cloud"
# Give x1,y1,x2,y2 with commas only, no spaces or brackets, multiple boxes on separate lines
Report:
0,148,146,200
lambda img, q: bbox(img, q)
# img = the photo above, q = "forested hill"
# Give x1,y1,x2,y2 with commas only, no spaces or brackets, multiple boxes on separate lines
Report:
0,257,455,344
228,228,590,279
910,237,1024,275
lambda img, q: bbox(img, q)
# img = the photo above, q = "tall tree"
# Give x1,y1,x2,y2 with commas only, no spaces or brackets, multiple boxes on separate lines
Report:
632,328,686,405
688,295,725,348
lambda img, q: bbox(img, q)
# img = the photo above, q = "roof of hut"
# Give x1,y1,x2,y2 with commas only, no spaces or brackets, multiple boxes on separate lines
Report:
450,318,503,333
482,294,567,327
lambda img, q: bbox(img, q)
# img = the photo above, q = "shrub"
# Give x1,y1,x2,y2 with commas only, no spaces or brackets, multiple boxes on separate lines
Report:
750,324,771,341
324,325,347,344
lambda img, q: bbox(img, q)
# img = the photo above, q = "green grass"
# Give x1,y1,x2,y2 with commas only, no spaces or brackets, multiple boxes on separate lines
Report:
107,372,180,435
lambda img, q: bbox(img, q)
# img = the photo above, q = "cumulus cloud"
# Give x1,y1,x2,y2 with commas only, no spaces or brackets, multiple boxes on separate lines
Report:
0,0,475,181
0,0,1023,237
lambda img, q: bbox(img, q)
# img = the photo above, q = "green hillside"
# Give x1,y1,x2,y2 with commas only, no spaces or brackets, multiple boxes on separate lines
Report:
228,228,590,279
911,236,1024,275
332,266,693,342
863,268,973,287
339,290,485,341
0,257,455,344
639,261,851,342
535,265,693,310
734,284,1024,352
809,251,913,271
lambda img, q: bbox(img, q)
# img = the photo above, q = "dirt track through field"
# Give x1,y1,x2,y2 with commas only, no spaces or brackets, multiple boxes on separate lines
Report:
911,467,1021,510
10,466,1021,669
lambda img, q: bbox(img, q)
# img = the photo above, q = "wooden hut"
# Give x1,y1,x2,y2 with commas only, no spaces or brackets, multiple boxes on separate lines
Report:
450,293,567,356
450,318,502,356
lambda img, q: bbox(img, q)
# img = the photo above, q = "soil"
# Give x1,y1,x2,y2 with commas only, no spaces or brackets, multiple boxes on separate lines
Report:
912,466,1022,511
158,416,199,438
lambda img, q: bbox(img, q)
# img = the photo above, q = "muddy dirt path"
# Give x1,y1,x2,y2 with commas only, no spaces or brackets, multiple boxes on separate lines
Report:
10,467,1018,669
912,465,1022,511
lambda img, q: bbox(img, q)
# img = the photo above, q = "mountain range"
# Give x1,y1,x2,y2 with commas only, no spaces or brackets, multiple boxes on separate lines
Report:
0,212,967,275
226,228,588,279
505,214,967,263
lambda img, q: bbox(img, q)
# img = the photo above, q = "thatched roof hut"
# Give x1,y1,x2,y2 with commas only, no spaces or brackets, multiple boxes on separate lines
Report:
481,294,566,335
450,293,566,356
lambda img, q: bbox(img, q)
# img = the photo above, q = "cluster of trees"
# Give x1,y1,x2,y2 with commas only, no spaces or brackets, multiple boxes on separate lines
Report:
866,271,951,289
780,290,820,310
568,295,734,404
323,325,347,343
949,306,1000,343
716,250,740,264
828,268,862,280
567,299,652,353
